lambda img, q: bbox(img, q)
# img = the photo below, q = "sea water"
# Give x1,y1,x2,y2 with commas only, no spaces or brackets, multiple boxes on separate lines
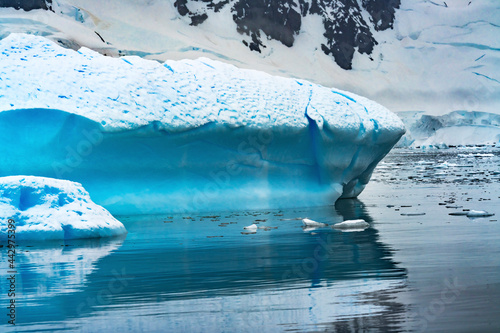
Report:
1,148,499,332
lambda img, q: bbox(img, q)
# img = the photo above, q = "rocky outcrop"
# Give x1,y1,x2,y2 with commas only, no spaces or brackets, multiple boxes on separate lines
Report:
171,0,400,69
0,0,51,11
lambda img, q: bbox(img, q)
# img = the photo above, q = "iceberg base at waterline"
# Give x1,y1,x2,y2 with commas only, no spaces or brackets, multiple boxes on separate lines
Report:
0,107,403,215
0,176,127,240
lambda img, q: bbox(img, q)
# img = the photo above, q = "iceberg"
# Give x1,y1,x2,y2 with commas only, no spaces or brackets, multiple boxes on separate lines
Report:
332,219,369,231
0,34,405,214
0,176,126,240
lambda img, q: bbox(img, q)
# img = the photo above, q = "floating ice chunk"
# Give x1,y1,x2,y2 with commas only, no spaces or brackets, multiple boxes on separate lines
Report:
466,210,495,218
302,218,328,228
332,219,369,231
0,176,126,240
449,212,468,216
243,224,258,231
436,162,456,169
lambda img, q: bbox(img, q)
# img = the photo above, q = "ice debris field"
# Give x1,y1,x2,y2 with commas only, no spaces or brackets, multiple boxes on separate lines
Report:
0,33,404,238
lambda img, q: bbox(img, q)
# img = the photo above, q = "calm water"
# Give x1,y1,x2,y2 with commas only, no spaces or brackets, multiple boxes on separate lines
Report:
1,148,499,332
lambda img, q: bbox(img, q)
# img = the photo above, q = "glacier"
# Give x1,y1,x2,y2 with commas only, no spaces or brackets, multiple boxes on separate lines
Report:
0,176,126,240
396,111,500,148
0,34,404,214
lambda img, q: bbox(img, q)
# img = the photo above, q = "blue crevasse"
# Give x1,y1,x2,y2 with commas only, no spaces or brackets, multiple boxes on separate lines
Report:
0,34,405,214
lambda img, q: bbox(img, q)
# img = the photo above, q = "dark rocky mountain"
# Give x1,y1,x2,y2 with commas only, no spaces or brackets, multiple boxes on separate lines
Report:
1,0,399,69
173,0,400,69
0,0,51,11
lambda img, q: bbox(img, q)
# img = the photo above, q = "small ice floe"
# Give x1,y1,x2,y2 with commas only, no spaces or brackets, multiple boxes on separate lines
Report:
446,205,463,209
243,224,258,231
417,161,434,165
435,162,455,169
302,218,328,228
458,153,494,158
466,210,495,218
449,212,468,216
400,212,426,216
332,219,369,232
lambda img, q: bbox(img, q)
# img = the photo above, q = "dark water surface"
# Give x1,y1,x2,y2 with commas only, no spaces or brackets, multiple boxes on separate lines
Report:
1,148,499,332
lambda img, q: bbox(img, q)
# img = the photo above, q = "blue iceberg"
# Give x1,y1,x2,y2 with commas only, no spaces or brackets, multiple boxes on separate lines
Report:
0,176,126,240
0,34,405,214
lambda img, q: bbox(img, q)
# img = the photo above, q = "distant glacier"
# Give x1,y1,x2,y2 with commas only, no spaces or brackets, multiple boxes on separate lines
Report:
396,111,500,148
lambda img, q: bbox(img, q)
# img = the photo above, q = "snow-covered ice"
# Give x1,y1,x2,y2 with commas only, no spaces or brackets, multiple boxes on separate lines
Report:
466,210,495,218
400,212,426,216
302,218,328,228
0,34,405,214
0,176,126,240
332,219,369,231
243,224,258,231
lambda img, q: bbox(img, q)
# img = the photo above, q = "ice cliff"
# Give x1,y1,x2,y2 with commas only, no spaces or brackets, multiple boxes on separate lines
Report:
0,176,126,240
397,111,500,148
0,34,404,214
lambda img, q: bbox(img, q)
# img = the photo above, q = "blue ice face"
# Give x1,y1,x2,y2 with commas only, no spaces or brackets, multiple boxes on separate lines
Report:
0,107,402,215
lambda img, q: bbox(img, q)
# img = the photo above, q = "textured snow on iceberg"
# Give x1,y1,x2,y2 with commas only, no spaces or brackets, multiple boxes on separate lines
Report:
0,176,127,240
0,34,405,214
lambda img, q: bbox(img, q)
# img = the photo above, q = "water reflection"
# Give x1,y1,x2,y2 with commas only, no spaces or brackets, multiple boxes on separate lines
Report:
1,200,408,332
0,236,125,330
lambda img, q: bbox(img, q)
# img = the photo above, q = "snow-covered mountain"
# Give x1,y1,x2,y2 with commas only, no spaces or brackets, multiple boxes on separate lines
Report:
0,0,499,146
0,0,400,70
